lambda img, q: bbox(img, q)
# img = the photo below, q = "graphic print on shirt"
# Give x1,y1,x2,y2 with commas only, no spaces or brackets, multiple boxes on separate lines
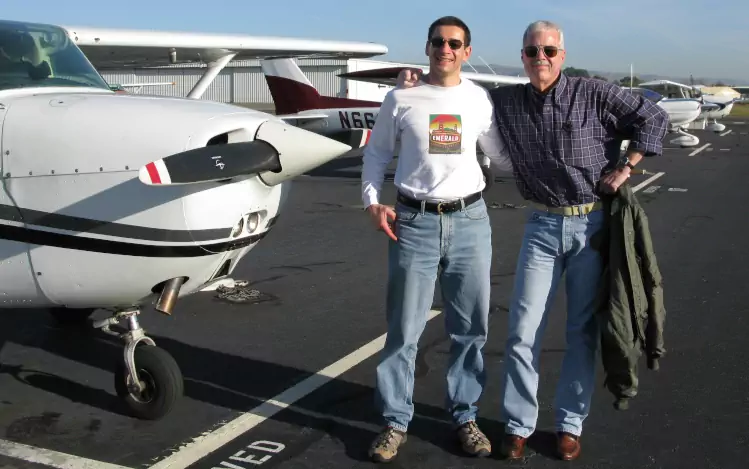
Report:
428,114,462,154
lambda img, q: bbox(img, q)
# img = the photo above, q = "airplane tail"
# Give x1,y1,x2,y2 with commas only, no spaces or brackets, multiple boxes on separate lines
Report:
261,58,380,114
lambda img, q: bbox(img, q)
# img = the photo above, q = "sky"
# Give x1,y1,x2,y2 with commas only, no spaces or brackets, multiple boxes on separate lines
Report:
4,0,748,84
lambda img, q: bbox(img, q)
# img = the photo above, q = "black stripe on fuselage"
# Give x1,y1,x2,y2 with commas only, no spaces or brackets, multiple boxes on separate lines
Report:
0,222,269,257
0,204,280,257
0,204,229,242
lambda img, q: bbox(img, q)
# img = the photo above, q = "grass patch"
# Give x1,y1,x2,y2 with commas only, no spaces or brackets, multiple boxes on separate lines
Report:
730,103,749,118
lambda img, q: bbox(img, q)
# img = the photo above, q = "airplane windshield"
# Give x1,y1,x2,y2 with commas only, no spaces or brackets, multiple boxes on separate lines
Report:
0,20,111,92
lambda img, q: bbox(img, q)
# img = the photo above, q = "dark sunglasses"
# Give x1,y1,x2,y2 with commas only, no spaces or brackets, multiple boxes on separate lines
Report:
523,45,561,58
429,37,464,50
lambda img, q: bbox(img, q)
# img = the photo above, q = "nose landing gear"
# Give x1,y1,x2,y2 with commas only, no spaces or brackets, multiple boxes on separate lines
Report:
94,309,183,420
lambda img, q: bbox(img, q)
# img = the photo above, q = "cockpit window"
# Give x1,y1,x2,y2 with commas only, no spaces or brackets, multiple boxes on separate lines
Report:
0,19,110,92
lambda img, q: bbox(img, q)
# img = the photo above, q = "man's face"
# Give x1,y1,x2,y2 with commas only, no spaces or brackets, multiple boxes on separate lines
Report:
521,28,565,86
426,25,471,77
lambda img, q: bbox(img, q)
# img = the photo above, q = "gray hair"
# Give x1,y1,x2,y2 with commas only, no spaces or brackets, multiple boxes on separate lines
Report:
523,20,564,49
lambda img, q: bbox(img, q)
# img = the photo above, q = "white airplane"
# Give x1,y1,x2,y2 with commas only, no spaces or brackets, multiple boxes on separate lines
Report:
0,18,386,420
639,79,736,132
627,87,719,147
260,58,528,187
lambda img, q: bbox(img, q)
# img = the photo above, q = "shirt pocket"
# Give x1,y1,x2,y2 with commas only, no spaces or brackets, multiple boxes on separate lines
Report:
560,117,604,165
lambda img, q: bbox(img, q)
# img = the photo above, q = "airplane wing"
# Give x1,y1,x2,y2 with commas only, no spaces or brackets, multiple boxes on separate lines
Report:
338,66,529,89
62,25,388,69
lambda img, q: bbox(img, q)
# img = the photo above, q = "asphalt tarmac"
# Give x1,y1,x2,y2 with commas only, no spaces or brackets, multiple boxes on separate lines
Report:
1,121,748,469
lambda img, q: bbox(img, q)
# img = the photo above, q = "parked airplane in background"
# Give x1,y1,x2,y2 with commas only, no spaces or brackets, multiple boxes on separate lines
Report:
0,18,384,421
260,58,529,186
639,79,737,132
627,87,718,147
260,57,381,148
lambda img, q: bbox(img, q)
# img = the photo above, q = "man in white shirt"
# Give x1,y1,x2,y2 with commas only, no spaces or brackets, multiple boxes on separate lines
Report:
361,15,512,464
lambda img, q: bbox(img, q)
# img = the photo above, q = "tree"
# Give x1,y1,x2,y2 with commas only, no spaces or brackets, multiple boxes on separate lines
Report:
619,76,643,87
563,67,590,77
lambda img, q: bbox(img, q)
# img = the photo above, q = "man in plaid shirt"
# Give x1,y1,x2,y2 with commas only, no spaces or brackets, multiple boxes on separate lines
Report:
397,20,669,461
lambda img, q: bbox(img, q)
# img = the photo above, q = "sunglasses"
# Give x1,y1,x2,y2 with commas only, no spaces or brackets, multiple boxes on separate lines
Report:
523,45,561,58
429,37,464,50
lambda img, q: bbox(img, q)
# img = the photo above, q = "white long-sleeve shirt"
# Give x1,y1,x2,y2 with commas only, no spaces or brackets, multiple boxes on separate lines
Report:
361,78,512,207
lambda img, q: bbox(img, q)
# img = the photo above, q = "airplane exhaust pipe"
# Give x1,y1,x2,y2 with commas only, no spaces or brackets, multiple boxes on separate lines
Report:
255,120,357,186
155,277,186,315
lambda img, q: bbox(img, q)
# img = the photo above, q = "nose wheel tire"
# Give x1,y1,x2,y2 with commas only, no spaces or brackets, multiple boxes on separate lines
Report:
114,345,183,420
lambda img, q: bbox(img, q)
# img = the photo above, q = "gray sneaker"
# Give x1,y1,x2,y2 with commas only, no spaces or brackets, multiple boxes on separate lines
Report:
368,426,407,463
457,421,491,457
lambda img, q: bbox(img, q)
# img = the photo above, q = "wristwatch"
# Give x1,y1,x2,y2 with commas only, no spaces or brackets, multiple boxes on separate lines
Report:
616,155,635,171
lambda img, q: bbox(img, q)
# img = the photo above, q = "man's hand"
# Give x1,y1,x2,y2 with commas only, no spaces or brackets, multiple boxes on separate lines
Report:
396,68,423,89
366,204,397,241
599,167,631,194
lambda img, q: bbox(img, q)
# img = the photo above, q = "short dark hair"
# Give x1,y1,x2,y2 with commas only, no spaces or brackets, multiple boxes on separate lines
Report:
427,16,471,47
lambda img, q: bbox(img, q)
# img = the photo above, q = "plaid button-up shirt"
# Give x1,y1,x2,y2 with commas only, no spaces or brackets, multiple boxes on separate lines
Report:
489,73,669,207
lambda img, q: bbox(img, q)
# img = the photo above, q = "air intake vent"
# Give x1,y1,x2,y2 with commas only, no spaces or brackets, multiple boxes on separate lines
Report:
207,133,229,145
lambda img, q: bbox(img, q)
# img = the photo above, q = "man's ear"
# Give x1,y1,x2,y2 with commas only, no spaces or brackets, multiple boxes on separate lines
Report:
463,44,472,62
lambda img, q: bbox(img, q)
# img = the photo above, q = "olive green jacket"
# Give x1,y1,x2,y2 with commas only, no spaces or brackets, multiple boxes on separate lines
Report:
594,182,666,410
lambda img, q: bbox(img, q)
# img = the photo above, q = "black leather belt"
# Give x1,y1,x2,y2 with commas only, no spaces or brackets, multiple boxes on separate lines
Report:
397,191,482,214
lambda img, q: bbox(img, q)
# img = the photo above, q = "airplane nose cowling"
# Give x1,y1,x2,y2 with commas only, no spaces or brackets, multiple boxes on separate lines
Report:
254,120,354,186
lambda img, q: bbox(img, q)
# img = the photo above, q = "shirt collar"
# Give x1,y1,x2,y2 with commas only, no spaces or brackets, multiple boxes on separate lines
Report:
527,72,567,103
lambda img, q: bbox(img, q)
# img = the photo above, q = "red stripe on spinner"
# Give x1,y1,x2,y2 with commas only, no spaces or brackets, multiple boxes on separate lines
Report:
146,162,162,184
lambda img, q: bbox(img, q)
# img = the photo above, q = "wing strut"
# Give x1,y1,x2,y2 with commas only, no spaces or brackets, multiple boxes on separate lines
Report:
187,52,236,99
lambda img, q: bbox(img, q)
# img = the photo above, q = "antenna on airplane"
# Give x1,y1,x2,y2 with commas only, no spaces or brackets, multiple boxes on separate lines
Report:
464,60,480,73
478,56,498,75
630,63,633,91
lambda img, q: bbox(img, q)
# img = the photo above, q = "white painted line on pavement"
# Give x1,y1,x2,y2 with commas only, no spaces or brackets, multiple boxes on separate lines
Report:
632,172,665,192
688,143,711,156
720,129,733,137
149,309,443,469
0,439,132,469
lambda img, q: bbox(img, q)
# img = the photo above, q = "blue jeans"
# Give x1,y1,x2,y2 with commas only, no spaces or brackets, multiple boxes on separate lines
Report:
375,196,492,432
500,207,604,438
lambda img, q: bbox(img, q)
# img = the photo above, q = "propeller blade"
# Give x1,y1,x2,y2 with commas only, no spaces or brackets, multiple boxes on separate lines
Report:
139,140,281,185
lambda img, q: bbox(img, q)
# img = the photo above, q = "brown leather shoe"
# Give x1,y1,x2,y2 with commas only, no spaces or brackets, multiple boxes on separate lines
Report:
557,432,581,460
501,434,527,460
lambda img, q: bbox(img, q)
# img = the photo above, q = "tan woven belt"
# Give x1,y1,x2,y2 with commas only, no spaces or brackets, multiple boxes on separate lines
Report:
533,201,602,216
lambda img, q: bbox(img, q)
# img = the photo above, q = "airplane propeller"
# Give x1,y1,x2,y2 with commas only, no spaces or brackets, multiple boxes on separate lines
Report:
138,140,282,185
138,120,362,187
